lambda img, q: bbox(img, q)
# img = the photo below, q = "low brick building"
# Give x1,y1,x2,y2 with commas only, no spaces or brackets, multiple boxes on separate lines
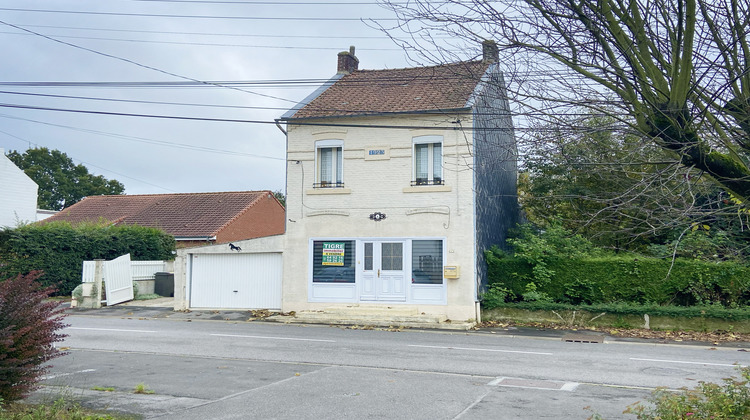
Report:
43,191,285,247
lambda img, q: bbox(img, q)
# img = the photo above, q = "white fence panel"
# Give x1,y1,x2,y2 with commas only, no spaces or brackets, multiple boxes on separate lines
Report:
83,260,167,283
82,261,96,283
103,254,134,305
131,261,167,280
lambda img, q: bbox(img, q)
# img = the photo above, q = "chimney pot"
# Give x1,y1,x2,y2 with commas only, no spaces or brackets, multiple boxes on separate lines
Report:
482,40,499,63
337,45,359,74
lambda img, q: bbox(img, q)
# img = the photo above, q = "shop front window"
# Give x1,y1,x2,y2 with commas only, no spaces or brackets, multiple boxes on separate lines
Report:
411,240,443,284
312,240,355,283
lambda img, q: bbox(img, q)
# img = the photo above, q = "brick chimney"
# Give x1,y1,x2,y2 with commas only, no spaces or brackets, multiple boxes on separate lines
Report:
482,40,499,63
337,46,359,74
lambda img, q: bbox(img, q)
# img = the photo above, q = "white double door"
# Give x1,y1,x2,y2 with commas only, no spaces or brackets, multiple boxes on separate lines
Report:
359,240,407,301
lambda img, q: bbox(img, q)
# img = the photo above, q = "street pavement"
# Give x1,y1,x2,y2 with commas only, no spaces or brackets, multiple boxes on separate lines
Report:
27,303,750,419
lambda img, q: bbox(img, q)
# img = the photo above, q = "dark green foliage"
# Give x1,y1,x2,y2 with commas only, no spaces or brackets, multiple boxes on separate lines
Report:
0,271,67,404
624,366,750,419
0,222,175,295
485,224,750,308
486,249,750,308
6,148,125,211
519,116,750,261
272,190,286,208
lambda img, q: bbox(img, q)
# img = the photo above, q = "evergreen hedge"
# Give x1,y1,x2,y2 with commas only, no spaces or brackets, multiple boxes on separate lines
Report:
486,249,750,307
0,222,175,295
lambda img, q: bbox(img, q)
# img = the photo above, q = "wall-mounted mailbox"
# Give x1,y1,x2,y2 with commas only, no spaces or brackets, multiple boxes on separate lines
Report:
444,266,460,279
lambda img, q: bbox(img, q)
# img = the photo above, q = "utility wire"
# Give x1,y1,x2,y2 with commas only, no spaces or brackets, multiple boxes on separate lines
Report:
0,113,285,161
0,127,175,191
0,102,585,132
123,0,407,4
0,7,398,21
0,31,402,50
10,24,391,39
0,20,299,104
0,90,293,111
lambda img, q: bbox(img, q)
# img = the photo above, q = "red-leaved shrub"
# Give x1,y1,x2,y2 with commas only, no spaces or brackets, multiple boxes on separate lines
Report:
0,271,68,404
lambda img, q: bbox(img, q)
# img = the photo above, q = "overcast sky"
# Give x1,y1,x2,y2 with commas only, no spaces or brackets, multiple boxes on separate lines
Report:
0,0,487,196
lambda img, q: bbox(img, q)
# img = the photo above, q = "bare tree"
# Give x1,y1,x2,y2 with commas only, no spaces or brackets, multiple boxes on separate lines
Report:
520,114,750,258
378,0,750,203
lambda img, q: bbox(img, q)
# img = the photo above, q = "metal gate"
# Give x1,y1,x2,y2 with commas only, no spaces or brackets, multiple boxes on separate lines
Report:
103,254,134,305
189,253,282,310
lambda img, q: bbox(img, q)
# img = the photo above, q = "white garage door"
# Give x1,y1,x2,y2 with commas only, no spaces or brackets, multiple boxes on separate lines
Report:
189,253,282,310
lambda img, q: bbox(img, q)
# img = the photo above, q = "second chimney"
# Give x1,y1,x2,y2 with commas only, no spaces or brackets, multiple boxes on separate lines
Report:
337,46,359,74
482,40,499,63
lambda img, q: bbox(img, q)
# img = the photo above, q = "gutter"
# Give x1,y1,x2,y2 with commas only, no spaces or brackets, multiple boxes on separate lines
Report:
175,236,216,241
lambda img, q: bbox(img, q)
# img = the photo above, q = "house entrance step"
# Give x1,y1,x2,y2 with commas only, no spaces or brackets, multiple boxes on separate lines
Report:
272,309,474,330
323,305,423,317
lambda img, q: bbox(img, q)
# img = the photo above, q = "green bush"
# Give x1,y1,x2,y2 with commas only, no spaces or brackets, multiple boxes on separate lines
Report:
0,222,175,295
624,366,750,419
486,251,750,307
486,223,750,308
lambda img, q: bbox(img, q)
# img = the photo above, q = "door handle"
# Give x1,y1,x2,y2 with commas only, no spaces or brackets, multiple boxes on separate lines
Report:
377,269,380,278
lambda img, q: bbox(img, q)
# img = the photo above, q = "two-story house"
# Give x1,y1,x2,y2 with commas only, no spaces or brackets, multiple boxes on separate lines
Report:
174,41,517,325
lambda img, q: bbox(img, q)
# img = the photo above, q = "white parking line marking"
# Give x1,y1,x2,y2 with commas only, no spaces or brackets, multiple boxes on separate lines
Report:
210,334,336,343
42,369,96,380
630,358,743,367
68,327,156,333
488,377,579,391
408,344,553,355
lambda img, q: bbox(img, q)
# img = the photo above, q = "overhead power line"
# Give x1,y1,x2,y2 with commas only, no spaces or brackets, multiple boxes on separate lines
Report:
0,20,299,104
0,7,397,21
11,24,391,39
122,0,406,4
0,90,293,111
0,102,570,132
0,31,402,50
0,113,285,161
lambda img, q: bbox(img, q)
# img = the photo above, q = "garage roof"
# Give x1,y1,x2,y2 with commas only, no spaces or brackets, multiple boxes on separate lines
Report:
42,191,275,239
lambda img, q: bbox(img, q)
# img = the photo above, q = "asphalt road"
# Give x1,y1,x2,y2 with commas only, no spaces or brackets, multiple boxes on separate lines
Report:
32,311,750,419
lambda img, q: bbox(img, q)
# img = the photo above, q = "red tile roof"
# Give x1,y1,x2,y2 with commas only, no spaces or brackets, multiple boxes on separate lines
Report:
43,191,274,239
287,60,491,119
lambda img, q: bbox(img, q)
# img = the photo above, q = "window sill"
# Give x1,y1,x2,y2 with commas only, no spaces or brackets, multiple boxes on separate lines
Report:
306,188,352,195
402,185,452,193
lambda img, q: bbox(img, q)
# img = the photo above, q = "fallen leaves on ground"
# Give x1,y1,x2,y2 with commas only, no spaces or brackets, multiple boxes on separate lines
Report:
250,309,273,318
477,320,750,344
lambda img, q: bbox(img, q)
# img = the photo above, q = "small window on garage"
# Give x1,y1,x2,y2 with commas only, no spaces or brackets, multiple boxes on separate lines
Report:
411,240,443,284
312,240,356,283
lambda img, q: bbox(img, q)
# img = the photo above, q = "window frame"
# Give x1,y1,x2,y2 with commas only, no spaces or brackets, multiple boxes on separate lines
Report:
411,239,444,285
314,139,344,188
411,135,443,186
311,240,356,283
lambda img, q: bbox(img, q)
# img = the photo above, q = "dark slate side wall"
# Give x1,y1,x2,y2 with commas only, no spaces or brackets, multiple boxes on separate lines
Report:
473,68,519,295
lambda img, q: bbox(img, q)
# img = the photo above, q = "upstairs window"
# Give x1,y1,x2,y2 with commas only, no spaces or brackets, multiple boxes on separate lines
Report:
315,140,344,188
412,136,443,186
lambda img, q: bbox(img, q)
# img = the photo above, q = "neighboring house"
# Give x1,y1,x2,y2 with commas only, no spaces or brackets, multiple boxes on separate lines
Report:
175,41,517,325
0,148,39,228
43,191,285,247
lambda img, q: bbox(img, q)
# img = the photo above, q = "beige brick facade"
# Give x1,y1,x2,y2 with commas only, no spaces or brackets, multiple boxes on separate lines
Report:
281,114,481,321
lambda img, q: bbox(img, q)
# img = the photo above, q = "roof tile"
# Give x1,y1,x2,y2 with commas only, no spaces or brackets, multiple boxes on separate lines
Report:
288,61,490,119
43,191,270,238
